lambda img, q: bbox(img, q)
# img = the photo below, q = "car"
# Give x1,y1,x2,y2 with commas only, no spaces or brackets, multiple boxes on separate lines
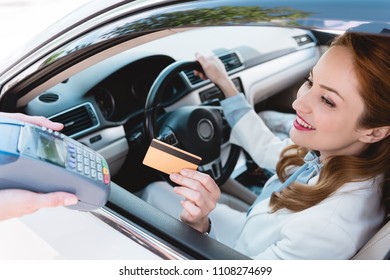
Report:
0,0,389,260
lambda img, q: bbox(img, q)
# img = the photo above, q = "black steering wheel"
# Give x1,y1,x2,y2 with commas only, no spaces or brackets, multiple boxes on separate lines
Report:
144,60,240,186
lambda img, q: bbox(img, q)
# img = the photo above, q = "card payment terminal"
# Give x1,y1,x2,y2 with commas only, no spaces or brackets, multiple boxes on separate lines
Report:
0,117,110,211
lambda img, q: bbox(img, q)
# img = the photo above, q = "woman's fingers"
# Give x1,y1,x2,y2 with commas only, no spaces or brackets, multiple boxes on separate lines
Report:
193,70,207,80
179,200,210,233
195,53,226,80
173,185,214,212
170,169,220,233
180,199,201,218
172,171,219,214
194,53,237,97
170,169,220,199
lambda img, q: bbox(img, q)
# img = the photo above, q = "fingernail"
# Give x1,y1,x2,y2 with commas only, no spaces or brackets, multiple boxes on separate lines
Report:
180,169,189,176
170,173,178,181
64,197,78,206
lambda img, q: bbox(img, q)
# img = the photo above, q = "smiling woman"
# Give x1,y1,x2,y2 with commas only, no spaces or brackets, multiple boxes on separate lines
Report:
290,45,365,158
143,30,390,259
273,32,390,212
0,0,389,262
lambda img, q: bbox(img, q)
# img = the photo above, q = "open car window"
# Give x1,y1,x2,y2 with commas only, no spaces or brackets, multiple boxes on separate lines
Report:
0,0,389,262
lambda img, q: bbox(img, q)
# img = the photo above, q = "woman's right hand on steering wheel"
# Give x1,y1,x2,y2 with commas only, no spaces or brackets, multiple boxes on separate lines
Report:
170,169,220,234
195,53,238,98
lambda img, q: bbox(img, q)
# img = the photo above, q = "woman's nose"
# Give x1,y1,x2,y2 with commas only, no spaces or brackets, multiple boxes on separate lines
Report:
292,88,312,113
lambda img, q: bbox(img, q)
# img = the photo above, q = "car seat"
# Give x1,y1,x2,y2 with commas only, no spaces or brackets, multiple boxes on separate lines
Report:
352,217,390,259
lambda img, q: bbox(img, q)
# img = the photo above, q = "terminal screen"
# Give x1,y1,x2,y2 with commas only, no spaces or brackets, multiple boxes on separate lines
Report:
36,131,66,167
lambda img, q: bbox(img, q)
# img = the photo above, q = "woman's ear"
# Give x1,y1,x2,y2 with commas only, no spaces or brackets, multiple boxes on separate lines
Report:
359,126,390,143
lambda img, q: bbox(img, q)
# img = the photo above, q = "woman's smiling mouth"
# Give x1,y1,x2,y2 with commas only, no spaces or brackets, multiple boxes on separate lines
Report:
293,115,316,131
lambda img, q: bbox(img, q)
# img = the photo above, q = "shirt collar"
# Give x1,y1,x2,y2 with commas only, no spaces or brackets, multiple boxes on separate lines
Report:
304,151,323,174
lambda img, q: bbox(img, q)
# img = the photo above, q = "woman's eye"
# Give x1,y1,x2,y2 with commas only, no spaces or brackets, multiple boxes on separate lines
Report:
304,77,313,87
321,96,335,108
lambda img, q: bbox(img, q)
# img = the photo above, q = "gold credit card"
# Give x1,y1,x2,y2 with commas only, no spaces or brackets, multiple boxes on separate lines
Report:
143,139,202,174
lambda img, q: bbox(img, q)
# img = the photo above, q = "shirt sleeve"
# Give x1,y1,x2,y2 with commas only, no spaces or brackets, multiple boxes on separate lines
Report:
222,95,294,171
206,222,217,239
220,93,252,127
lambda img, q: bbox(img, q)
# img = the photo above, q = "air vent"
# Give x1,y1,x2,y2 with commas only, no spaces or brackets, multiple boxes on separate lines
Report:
183,69,203,85
39,93,59,103
293,34,315,46
219,52,243,72
49,103,99,137
183,52,243,86
199,86,224,103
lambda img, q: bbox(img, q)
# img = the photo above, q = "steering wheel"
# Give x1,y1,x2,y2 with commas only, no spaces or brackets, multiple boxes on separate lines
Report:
144,60,240,186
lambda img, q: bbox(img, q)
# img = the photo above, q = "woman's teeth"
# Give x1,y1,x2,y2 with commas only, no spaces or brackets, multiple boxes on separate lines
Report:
297,117,315,130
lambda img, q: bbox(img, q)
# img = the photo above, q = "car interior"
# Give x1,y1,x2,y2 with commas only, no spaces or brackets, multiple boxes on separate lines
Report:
23,25,321,193
2,20,389,259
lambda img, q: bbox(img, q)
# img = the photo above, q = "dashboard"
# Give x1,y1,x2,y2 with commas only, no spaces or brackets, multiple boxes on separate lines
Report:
91,55,186,122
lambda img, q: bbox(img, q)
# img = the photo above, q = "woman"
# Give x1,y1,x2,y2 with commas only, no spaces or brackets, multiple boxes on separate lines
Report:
143,31,390,259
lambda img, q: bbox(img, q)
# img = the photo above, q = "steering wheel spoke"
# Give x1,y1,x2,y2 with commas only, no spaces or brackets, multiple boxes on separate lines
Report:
157,131,179,146
198,158,223,181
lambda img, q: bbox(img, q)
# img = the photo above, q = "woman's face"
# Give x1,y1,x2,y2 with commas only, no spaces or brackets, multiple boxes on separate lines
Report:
290,45,369,160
